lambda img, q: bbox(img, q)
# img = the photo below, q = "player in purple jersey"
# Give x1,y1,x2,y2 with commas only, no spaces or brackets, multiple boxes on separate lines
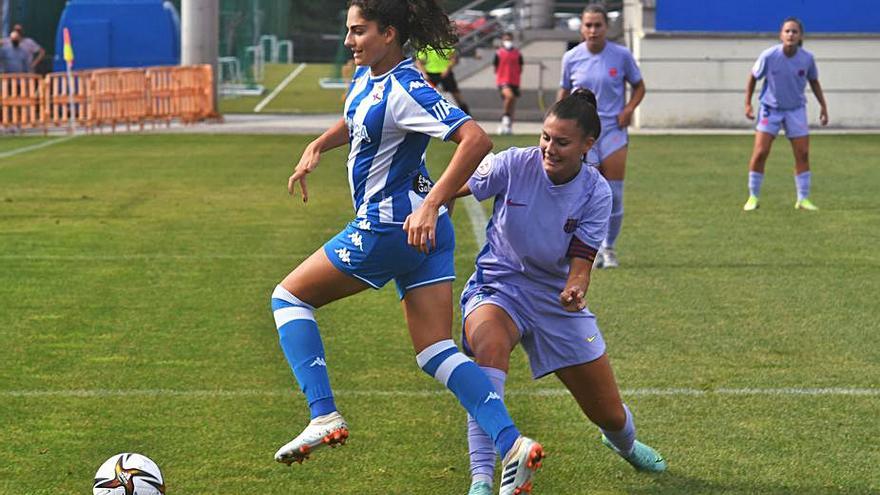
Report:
455,90,666,495
269,1,542,492
743,17,829,212
558,4,645,269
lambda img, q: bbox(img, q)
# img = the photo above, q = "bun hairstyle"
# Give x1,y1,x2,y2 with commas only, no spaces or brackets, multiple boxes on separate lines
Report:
782,16,805,47
548,88,601,139
347,0,459,52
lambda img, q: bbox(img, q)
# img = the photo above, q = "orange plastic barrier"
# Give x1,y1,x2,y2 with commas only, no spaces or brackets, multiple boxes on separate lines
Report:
146,66,177,127
0,74,43,131
117,69,149,130
44,71,91,129
1,65,216,132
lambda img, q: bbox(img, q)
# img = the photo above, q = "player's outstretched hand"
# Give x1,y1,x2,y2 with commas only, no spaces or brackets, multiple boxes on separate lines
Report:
288,144,321,203
559,286,586,312
745,103,755,120
403,204,438,254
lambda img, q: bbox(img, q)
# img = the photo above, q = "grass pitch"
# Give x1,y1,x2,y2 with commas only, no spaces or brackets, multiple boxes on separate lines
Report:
0,133,878,494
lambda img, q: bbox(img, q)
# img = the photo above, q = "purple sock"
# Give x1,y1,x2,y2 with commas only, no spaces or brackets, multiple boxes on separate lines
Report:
749,171,764,197
795,171,811,200
600,404,636,456
467,366,507,484
604,180,624,248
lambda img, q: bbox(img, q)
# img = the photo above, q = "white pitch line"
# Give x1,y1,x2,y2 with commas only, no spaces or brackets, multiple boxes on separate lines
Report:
0,135,78,161
3,387,878,399
462,196,487,247
254,63,308,113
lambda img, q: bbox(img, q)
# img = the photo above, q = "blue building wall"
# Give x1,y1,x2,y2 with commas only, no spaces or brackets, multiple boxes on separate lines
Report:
53,0,180,71
656,0,880,33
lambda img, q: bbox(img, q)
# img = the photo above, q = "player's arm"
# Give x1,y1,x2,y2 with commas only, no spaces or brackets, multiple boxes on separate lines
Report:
404,120,492,252
31,45,45,70
619,79,645,127
809,79,829,126
560,248,594,312
745,74,758,120
288,117,349,202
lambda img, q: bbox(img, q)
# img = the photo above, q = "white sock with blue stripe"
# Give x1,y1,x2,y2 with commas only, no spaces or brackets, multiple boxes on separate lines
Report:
271,285,337,418
416,340,519,458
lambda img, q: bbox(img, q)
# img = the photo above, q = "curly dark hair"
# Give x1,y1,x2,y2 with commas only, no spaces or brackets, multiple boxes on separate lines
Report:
347,0,459,52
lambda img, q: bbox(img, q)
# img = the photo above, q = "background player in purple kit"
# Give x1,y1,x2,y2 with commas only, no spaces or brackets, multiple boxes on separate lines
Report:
271,2,542,493
455,90,666,495
557,3,645,269
743,17,829,212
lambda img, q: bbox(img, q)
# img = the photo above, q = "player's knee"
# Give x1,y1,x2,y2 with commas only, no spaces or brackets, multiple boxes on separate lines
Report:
470,337,511,369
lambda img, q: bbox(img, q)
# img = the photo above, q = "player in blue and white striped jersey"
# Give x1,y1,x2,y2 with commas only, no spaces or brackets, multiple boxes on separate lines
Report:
269,2,542,492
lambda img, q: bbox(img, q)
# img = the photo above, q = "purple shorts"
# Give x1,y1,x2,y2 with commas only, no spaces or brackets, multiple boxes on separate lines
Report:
756,104,809,139
460,280,606,379
585,116,628,166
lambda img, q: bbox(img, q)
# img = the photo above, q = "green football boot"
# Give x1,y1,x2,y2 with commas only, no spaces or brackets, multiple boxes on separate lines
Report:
743,195,760,211
602,435,667,473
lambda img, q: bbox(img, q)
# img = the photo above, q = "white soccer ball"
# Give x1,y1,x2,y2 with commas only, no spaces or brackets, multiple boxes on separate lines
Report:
92,453,165,495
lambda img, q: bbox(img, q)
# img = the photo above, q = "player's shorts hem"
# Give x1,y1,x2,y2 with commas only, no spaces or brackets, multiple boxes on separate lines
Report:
530,351,607,380
403,275,456,292
322,244,383,289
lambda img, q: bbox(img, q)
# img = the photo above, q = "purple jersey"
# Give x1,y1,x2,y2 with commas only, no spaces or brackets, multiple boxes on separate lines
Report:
467,147,612,296
560,41,642,119
752,45,818,110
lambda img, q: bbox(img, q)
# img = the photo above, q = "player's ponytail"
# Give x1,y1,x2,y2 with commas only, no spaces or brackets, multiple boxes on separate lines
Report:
548,89,601,139
782,16,805,47
347,0,458,53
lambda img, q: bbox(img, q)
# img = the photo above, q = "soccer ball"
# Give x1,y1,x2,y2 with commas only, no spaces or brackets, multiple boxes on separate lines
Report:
92,453,166,495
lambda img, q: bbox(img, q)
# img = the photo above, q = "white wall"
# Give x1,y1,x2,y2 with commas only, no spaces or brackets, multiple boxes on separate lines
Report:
636,34,880,128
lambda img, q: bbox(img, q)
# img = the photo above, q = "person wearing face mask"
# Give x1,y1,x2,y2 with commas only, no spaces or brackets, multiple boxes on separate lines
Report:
493,32,523,135
558,3,646,269
8,25,45,74
742,17,828,212
0,30,31,74
455,89,666,495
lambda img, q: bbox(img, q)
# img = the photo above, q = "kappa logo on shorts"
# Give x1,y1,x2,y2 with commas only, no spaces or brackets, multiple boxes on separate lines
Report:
348,231,364,250
484,391,502,403
310,357,327,367
564,218,577,233
334,247,352,265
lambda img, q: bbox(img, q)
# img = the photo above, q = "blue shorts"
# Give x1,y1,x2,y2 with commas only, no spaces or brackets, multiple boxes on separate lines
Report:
460,280,606,379
585,116,628,166
324,214,455,299
756,104,809,139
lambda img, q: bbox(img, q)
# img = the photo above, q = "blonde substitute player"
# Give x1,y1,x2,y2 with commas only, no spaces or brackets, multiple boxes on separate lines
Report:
457,90,666,495
270,1,543,493
743,17,829,211
558,3,645,269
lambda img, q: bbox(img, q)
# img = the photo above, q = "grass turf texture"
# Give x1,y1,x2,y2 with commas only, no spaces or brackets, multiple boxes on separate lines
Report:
218,63,348,114
1,134,878,494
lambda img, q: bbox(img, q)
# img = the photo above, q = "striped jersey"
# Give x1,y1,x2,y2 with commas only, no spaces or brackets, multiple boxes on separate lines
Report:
344,59,470,226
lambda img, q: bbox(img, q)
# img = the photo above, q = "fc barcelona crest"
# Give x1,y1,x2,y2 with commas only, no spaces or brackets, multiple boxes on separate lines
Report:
563,218,577,233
